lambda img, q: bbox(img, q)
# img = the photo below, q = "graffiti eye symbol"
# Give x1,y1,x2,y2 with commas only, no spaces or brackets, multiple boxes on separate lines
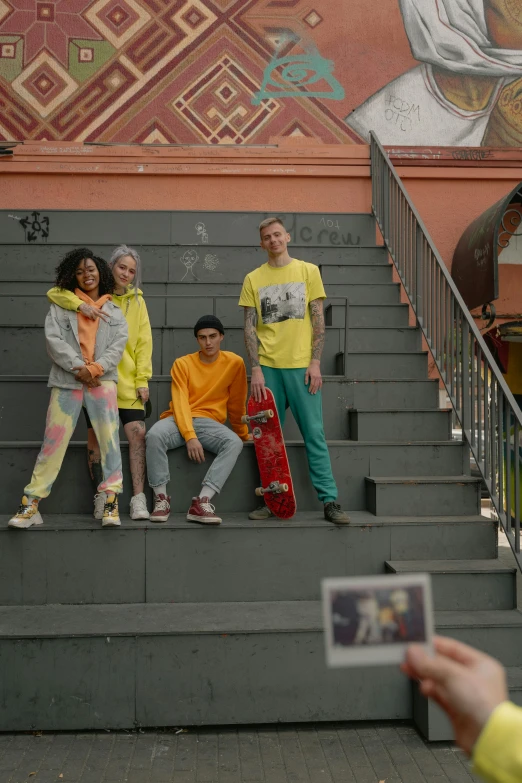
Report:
253,52,344,105
279,60,327,87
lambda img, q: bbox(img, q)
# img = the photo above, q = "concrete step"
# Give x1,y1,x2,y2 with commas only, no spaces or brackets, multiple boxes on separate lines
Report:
0,210,378,248
0,512,496,607
346,327,421,352
0,441,470,515
345,304,410,328
348,410,452,442
0,246,389,291
386,559,516,611
435,609,522,667
0,327,427,378
0,325,344,376
0,599,410,731
341,352,428,380
366,476,481,516
320,264,392,284
0,377,441,440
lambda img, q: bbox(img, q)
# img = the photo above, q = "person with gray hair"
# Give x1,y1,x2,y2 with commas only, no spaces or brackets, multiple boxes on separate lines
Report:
47,244,153,521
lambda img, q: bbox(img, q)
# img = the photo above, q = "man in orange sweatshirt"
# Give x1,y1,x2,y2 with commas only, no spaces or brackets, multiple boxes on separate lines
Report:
146,315,250,524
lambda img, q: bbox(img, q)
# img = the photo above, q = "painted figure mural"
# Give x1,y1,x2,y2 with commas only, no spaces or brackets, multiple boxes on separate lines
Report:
1,0,522,146
347,0,522,146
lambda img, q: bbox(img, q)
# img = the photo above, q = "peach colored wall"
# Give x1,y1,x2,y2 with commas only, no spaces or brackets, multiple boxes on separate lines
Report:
400,168,522,316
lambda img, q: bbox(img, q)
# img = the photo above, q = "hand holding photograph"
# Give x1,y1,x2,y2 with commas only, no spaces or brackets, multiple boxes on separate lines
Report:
322,574,434,667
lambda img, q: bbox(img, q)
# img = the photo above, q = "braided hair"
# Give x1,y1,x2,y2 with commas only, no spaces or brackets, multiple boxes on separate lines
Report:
54,248,115,296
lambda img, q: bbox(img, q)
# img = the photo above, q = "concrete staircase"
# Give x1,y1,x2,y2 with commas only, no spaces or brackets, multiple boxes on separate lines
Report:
0,209,520,737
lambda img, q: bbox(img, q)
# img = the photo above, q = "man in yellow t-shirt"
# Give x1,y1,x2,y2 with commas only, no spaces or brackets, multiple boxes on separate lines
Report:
145,315,251,525
239,217,349,525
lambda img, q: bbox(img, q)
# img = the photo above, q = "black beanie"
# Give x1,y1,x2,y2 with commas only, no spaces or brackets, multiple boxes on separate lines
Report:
194,314,225,337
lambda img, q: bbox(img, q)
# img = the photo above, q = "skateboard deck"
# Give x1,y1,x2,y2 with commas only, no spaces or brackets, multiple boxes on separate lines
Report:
243,387,296,519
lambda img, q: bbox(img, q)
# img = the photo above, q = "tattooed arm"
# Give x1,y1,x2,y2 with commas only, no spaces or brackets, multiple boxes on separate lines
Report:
305,298,325,394
243,306,266,402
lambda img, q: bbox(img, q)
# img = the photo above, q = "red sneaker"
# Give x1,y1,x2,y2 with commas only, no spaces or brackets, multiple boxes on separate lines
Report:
150,493,171,523
186,496,222,525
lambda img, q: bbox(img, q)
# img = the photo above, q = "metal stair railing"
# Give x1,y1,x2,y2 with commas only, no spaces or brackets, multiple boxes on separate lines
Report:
370,132,522,570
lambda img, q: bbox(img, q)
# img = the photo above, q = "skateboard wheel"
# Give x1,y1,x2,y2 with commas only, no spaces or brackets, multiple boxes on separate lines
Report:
267,409,274,418
281,483,288,492
255,487,264,497
241,414,249,424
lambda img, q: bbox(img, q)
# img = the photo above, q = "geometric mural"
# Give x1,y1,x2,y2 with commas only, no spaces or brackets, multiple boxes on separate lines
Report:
2,1,522,146
0,0,356,144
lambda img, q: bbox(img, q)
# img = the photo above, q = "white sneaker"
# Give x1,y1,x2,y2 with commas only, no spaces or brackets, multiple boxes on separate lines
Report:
130,492,149,520
94,492,107,520
9,496,44,528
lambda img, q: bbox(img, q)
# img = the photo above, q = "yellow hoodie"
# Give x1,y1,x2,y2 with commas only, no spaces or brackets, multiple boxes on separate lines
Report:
47,286,153,410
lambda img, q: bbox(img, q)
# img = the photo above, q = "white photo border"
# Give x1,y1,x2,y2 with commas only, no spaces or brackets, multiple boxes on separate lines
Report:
322,573,434,668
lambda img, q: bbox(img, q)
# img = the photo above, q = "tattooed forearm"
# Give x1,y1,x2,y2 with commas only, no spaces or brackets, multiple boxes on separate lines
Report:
244,307,261,369
310,298,325,361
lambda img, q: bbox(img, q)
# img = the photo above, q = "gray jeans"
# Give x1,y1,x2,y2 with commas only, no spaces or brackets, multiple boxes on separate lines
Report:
146,415,243,494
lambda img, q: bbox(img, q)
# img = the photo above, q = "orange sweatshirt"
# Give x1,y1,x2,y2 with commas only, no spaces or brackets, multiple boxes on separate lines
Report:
75,289,111,378
160,351,249,442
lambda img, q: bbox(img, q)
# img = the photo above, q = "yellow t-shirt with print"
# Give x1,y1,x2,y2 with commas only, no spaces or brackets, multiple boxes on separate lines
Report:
239,259,326,369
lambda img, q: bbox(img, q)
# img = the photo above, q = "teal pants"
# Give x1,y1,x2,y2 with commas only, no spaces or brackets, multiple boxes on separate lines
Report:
261,366,337,503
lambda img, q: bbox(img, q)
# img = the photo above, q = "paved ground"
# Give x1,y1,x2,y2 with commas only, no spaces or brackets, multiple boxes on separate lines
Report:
0,723,481,783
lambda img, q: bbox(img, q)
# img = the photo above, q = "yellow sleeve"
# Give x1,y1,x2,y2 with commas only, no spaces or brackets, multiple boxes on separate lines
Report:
308,264,327,301
238,274,256,308
227,360,249,441
473,701,522,783
47,286,83,311
170,359,196,442
135,299,153,389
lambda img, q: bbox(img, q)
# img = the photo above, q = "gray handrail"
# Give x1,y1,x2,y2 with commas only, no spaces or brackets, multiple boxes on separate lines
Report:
370,132,522,570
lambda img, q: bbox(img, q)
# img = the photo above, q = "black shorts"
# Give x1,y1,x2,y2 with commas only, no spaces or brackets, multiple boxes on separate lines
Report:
83,407,145,429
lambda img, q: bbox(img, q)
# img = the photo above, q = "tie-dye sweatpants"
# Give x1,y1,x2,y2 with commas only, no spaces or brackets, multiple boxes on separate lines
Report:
25,382,123,500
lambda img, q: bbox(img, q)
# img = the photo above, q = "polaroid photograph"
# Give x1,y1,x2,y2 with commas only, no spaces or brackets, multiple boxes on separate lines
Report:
322,573,434,667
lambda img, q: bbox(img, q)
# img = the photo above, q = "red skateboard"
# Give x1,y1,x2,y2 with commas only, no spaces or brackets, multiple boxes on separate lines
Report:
242,387,296,519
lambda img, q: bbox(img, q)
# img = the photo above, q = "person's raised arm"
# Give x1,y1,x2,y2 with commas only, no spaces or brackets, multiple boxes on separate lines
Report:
244,306,266,402
47,286,108,321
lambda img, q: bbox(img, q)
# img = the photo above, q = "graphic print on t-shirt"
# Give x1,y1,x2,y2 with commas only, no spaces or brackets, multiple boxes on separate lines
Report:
259,282,306,324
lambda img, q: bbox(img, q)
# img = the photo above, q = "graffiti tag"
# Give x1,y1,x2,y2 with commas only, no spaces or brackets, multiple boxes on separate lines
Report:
19,211,50,242
384,95,421,132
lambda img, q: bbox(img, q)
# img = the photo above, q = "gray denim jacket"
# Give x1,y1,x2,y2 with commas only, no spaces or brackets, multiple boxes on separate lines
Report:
45,302,128,390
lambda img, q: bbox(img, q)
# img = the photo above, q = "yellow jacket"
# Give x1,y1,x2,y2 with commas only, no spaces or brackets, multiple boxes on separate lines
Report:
47,286,153,409
473,701,522,783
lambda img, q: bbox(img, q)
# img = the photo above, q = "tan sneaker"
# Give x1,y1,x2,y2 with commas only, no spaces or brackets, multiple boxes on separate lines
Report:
102,494,120,527
248,504,274,520
9,496,43,528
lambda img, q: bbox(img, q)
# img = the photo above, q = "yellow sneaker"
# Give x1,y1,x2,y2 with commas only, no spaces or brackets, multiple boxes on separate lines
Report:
102,494,120,527
8,496,43,529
